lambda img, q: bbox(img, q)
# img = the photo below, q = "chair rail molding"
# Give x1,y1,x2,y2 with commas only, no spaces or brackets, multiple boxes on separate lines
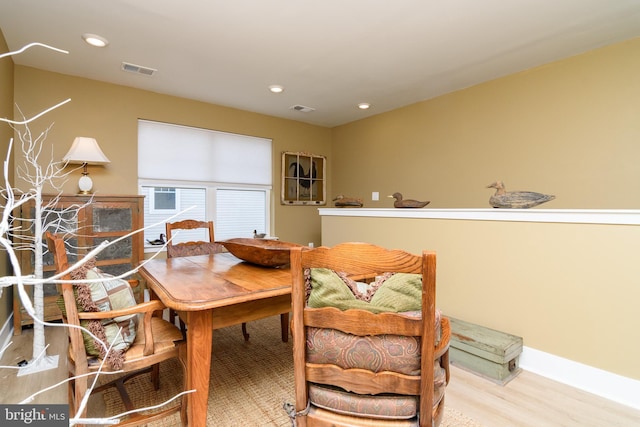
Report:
318,208,640,225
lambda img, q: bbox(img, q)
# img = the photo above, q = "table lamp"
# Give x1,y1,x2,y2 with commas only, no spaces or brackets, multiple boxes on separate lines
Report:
63,137,111,194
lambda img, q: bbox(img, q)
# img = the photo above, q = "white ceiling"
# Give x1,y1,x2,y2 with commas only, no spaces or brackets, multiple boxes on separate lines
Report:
1,0,640,127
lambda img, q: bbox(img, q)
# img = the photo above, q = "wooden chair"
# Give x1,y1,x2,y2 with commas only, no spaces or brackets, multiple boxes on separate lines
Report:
165,219,289,342
289,242,450,427
165,220,224,336
165,219,223,259
45,231,187,427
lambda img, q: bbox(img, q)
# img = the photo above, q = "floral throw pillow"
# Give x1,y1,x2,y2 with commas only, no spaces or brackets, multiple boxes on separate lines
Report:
64,259,138,370
306,268,422,313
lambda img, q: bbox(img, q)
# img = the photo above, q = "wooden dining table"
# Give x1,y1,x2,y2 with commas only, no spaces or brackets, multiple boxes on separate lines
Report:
139,252,292,427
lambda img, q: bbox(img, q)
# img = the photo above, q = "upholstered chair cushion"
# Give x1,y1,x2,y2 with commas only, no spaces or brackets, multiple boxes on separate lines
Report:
308,360,447,420
306,310,442,375
308,383,419,419
167,241,223,258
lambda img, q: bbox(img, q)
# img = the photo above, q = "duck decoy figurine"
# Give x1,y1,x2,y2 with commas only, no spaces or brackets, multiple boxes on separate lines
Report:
333,195,363,208
253,229,267,239
146,233,166,245
487,181,555,208
388,192,430,208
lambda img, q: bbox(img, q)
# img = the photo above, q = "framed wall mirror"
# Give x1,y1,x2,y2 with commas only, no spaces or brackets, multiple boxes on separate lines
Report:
281,151,326,205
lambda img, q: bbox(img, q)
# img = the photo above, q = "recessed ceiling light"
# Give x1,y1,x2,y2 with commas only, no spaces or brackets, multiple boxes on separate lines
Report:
358,103,371,110
268,85,284,93
82,33,109,48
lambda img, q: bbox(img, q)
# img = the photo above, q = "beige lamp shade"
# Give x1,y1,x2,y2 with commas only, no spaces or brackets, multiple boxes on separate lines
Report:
63,137,110,194
63,137,111,165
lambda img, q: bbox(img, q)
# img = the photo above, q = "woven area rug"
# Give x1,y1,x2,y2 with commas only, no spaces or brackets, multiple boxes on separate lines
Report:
103,316,483,426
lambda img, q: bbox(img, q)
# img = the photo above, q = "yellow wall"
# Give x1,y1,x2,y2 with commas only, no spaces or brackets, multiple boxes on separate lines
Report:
331,37,640,209
324,38,640,382
0,30,15,323
321,213,640,380
13,66,332,247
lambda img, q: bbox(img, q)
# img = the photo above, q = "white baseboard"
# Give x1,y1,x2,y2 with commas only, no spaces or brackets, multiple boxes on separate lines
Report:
0,313,14,361
520,346,640,411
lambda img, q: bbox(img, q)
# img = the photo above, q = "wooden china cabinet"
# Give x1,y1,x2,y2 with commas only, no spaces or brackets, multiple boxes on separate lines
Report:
12,194,144,335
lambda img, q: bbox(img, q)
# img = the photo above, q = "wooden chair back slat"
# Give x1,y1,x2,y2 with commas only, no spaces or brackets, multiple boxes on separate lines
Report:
45,232,89,371
306,363,421,395
304,307,423,336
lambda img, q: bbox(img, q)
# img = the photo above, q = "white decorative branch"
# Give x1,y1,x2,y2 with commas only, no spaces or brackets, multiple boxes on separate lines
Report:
1,42,194,425
0,42,68,59
0,98,72,125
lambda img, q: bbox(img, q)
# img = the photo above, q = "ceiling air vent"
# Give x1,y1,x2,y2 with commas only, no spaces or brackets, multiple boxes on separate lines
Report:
121,62,157,76
289,104,315,113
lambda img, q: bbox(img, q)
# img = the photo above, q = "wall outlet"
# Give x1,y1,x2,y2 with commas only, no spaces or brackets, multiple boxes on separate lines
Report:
372,191,379,201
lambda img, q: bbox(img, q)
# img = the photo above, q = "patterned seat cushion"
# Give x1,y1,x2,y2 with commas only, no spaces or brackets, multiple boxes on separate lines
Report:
309,383,419,419
306,310,441,375
167,241,223,258
308,360,447,420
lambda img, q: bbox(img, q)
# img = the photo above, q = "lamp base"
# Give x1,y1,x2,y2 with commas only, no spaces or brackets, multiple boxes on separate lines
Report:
78,173,93,194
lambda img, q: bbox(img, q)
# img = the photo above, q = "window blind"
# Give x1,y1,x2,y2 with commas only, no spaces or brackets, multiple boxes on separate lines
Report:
215,189,267,240
138,120,272,185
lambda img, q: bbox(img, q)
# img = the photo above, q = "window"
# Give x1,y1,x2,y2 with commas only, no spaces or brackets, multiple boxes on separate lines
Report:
141,186,206,244
138,120,272,248
149,187,180,213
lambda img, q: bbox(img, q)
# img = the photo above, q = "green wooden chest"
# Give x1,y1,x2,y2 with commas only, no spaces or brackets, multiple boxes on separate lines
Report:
449,316,523,385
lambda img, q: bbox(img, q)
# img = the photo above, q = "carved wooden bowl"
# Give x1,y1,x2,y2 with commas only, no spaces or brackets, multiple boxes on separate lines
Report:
216,238,305,267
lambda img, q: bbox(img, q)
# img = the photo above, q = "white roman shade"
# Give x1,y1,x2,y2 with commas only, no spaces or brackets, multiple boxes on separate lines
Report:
138,120,272,185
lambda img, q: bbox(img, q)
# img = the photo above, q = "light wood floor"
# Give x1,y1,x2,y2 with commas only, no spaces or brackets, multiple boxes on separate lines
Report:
446,366,640,427
2,326,639,426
